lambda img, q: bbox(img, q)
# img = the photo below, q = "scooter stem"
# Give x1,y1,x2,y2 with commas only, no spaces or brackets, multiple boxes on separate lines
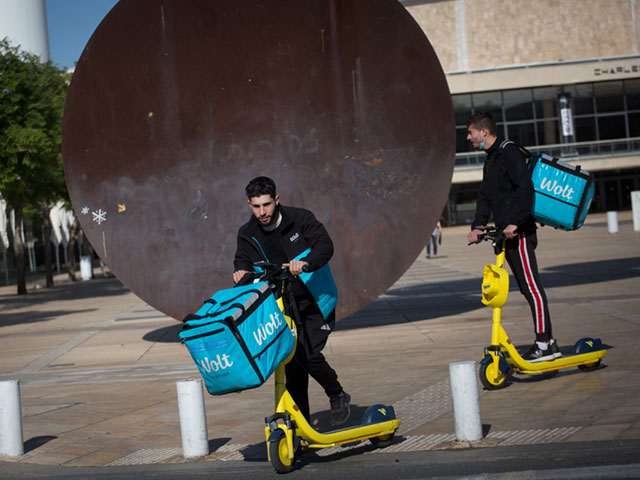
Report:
491,241,507,345
275,363,287,410
495,240,506,269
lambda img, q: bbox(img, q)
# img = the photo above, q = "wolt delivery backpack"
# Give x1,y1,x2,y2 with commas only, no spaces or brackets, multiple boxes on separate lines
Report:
179,282,295,395
500,140,595,230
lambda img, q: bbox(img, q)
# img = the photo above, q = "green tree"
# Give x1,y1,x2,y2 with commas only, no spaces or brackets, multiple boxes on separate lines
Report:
0,38,70,294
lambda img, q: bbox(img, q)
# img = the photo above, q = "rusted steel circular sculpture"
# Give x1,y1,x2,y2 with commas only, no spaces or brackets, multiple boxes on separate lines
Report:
62,0,454,321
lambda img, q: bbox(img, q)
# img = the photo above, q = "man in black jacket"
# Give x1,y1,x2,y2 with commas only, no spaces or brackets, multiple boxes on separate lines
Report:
465,112,560,362
233,176,351,426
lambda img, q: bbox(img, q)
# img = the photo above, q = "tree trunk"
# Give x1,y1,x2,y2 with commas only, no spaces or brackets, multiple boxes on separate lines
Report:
42,204,54,288
13,205,27,295
66,218,81,281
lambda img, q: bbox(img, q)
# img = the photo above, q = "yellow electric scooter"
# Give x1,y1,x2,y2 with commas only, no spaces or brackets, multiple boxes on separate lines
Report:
470,226,606,390
246,262,401,473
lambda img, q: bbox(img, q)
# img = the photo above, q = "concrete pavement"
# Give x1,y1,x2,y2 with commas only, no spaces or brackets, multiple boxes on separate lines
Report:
0,211,639,467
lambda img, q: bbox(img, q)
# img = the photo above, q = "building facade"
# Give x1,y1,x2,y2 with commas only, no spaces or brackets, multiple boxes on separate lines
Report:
404,0,640,224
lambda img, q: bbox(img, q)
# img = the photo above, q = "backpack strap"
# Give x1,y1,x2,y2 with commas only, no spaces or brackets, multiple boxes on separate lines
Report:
499,139,514,150
499,139,532,158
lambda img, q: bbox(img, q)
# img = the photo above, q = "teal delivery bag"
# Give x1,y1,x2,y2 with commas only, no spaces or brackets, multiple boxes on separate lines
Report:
179,282,295,395
528,154,595,231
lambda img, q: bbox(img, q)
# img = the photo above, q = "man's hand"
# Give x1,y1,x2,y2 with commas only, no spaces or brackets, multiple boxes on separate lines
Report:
503,224,518,240
285,260,309,276
467,229,484,244
233,269,250,284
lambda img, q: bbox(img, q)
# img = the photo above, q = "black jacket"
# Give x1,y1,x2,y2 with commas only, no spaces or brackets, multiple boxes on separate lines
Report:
472,137,536,233
234,205,334,274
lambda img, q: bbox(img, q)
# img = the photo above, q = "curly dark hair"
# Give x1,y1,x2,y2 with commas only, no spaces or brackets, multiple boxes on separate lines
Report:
245,176,277,199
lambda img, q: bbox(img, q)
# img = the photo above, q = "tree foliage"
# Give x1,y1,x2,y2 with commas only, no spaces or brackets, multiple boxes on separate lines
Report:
1,38,69,208
1,38,70,293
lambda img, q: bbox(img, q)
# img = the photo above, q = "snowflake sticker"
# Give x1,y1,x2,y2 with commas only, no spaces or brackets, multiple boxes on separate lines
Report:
92,209,107,225
81,206,89,215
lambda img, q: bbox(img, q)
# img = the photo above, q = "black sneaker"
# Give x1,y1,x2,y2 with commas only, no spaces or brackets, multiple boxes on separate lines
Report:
330,392,351,426
523,343,555,363
549,339,562,359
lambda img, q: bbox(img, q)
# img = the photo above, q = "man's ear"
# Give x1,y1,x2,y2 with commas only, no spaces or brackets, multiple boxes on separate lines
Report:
275,194,280,205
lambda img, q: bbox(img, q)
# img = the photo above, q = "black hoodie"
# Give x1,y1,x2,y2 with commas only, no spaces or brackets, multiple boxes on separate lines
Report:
471,137,536,233
234,204,333,275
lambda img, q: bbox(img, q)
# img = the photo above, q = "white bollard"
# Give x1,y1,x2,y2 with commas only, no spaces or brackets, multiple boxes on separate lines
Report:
632,191,640,232
177,379,209,458
80,255,92,280
607,211,619,234
0,380,24,457
449,361,483,442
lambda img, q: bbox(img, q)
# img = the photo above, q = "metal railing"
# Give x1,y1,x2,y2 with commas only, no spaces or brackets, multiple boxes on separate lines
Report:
455,137,640,168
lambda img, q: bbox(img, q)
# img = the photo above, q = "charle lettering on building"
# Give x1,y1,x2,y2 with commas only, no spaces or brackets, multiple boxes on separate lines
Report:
594,65,640,76
402,0,640,224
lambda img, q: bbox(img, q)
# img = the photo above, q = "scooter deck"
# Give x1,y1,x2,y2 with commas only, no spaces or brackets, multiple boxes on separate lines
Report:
270,388,401,449
297,418,401,448
507,349,606,374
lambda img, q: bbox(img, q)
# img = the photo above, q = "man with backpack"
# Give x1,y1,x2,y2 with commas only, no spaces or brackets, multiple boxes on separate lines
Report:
233,176,351,426
465,112,561,362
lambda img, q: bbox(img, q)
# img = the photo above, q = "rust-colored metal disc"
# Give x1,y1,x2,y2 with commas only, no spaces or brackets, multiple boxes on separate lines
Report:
62,0,454,321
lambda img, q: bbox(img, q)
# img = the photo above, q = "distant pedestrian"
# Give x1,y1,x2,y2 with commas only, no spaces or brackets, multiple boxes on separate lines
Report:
426,220,442,258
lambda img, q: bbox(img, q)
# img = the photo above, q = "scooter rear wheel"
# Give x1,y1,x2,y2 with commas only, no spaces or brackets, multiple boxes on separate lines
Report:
369,433,394,448
269,433,294,474
578,359,601,372
479,361,510,390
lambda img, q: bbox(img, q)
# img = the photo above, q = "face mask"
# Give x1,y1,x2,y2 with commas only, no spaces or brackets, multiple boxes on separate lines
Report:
478,141,485,151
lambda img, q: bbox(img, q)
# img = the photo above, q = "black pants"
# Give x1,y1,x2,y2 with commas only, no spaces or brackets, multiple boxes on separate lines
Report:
285,295,342,421
504,231,552,343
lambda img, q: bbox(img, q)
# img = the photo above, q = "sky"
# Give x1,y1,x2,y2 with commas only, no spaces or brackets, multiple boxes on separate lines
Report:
45,0,119,69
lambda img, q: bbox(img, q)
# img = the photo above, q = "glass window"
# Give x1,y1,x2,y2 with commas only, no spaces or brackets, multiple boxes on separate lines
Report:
537,119,559,145
505,122,536,146
496,122,508,139
453,94,473,126
456,126,472,153
565,84,594,115
534,87,561,119
503,89,534,121
471,91,503,121
624,79,640,111
604,180,620,211
597,115,626,140
574,117,596,142
595,81,624,113
628,112,640,137
621,178,634,208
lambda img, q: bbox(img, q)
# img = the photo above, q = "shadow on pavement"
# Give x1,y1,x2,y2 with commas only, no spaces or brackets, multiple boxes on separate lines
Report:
140,256,639,340
0,277,130,310
143,323,182,343
337,256,640,331
0,309,97,328
24,436,57,454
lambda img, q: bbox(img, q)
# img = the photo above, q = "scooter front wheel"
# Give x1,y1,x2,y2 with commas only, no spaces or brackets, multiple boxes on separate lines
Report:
479,361,510,390
268,432,295,474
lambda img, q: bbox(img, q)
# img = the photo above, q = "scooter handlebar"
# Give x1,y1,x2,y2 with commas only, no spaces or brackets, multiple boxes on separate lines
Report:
467,226,504,246
233,261,308,287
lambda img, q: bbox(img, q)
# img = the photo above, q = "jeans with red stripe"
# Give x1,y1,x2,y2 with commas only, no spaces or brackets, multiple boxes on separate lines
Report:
504,231,552,343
